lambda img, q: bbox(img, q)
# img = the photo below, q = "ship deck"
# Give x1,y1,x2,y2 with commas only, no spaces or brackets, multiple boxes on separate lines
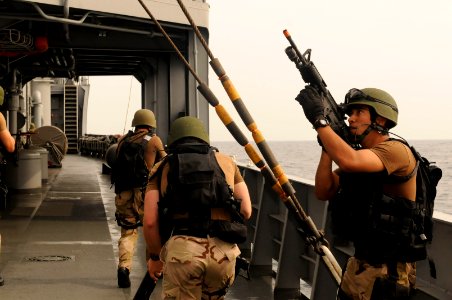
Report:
0,154,279,300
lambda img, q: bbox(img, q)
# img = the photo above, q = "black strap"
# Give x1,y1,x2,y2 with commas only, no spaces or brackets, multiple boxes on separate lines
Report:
385,138,418,183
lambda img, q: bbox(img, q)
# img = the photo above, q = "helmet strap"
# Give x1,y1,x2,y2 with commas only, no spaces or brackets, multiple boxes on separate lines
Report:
369,123,389,135
351,126,371,144
350,122,388,145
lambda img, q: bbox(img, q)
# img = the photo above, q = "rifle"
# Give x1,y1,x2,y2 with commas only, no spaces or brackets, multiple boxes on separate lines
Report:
283,30,358,148
133,272,156,300
235,256,251,280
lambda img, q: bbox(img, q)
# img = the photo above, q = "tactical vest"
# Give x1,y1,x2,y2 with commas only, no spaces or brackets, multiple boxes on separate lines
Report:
157,143,244,242
111,130,151,194
330,171,420,263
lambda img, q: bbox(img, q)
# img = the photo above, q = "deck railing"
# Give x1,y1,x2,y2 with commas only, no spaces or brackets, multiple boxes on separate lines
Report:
238,164,452,300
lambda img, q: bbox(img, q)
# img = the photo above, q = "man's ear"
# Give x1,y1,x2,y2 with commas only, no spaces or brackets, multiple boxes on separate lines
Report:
375,116,387,128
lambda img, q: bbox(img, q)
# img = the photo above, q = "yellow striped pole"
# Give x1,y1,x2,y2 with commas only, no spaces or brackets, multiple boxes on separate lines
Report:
138,0,341,285
175,0,341,285
175,0,326,245
136,0,288,204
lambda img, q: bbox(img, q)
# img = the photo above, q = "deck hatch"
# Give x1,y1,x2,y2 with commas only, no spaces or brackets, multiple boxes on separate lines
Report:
25,255,74,262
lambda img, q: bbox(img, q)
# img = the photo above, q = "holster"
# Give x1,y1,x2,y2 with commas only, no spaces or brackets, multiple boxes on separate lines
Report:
115,212,142,229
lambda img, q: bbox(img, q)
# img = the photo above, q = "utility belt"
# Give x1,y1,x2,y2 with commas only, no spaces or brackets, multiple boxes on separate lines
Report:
171,208,232,238
172,208,232,221
355,250,423,267
354,247,411,266
354,249,386,266
170,208,247,244
172,227,211,238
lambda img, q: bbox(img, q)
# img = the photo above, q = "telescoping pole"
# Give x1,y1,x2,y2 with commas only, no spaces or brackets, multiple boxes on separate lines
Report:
137,0,341,286
135,0,289,217
174,0,341,285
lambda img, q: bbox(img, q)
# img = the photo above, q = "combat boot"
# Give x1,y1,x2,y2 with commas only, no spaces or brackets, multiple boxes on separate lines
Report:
117,267,130,288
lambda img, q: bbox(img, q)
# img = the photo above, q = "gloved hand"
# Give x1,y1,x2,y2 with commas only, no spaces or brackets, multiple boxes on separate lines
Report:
295,85,325,126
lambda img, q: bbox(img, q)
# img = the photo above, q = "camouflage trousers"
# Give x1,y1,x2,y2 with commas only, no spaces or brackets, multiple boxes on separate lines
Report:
160,235,241,300
115,188,145,270
338,257,416,300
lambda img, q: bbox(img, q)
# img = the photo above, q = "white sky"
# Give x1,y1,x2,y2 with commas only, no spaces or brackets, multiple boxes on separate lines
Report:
87,76,141,135
88,0,452,141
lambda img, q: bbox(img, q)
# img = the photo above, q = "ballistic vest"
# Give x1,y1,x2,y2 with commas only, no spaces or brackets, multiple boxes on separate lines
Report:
330,171,420,263
157,143,240,241
111,130,151,193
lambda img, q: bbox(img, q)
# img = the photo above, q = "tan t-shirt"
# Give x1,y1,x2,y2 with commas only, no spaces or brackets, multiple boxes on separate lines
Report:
145,134,166,169
370,140,417,201
0,113,7,131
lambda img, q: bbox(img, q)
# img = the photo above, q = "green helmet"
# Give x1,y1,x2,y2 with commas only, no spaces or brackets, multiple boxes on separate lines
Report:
0,86,4,106
167,116,210,147
131,109,156,128
344,88,398,128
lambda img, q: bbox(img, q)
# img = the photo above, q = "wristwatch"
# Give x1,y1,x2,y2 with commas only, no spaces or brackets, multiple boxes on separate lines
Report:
149,254,160,261
313,117,329,129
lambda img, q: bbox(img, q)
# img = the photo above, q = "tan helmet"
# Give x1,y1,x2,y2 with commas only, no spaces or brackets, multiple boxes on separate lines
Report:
344,88,398,128
167,116,210,147
131,109,156,128
0,86,4,106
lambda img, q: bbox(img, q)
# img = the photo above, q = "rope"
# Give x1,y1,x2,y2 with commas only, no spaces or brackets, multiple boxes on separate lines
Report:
123,76,134,134
137,1,201,83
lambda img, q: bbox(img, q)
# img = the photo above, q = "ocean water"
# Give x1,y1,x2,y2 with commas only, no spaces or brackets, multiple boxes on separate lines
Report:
213,139,452,216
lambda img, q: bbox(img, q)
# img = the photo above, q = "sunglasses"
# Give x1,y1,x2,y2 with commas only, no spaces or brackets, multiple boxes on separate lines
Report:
344,88,398,113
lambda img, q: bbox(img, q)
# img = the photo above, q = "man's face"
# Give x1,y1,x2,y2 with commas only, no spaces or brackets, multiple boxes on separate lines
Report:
346,105,372,136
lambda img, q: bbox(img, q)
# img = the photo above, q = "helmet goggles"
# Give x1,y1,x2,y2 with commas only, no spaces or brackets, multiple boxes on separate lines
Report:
344,88,398,113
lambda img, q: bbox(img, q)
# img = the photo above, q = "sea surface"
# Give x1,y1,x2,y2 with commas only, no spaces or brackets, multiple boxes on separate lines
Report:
213,139,452,216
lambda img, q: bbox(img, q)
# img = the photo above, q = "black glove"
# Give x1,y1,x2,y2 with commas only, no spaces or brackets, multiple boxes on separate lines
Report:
295,85,325,126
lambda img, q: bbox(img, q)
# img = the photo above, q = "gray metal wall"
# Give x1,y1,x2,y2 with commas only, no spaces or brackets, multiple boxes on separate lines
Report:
142,30,210,146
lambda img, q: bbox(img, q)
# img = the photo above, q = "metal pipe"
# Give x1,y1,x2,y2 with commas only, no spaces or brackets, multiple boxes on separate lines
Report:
5,1,186,42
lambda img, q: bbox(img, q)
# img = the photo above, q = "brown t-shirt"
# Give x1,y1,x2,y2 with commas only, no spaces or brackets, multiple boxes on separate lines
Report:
0,113,7,131
370,140,417,201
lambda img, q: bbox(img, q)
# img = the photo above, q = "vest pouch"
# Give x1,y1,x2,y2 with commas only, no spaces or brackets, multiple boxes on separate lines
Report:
407,238,427,262
210,220,247,244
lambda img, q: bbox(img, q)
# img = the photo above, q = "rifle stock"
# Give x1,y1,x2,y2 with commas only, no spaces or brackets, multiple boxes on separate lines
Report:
283,30,357,148
235,256,251,280
133,272,156,300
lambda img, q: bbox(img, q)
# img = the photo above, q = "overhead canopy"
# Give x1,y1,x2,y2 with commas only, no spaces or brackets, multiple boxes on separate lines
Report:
0,0,210,83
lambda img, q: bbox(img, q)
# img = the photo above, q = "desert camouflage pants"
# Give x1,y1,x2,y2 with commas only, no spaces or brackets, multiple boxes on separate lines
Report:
160,235,241,300
338,257,416,300
115,188,144,270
